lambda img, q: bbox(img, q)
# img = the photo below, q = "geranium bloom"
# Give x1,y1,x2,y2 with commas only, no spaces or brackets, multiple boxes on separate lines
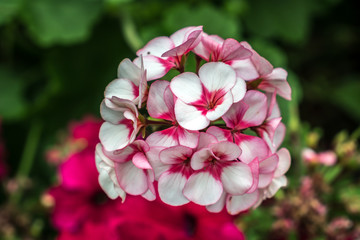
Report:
97,25,292,216
302,148,337,166
135,26,203,80
170,62,246,130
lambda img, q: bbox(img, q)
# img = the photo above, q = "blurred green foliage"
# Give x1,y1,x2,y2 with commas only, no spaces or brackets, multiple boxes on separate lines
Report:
0,0,359,239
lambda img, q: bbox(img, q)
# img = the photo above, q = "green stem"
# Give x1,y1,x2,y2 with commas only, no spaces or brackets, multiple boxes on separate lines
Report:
120,11,143,52
11,119,42,205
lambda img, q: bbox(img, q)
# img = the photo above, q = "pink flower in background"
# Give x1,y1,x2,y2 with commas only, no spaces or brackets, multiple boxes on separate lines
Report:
302,148,337,166
46,118,245,240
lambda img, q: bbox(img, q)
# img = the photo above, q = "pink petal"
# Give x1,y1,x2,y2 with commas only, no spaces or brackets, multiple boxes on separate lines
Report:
240,90,267,128
266,91,281,119
145,146,168,180
246,157,259,193
177,127,199,148
241,41,273,77
198,62,236,93
221,162,253,195
274,148,291,177
259,68,291,100
169,26,203,48
146,128,178,147
206,126,232,142
230,59,260,81
136,36,174,57
147,80,172,120
183,171,223,206
259,153,279,174
235,133,269,164
170,72,203,104
226,191,259,215
231,77,246,103
257,117,282,143
174,99,210,130
159,145,193,165
158,171,190,206
196,132,219,150
115,161,148,195
220,38,252,62
132,152,152,169
258,173,274,188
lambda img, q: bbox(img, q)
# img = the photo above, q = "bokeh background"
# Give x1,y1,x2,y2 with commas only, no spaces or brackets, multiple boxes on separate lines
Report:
0,0,359,239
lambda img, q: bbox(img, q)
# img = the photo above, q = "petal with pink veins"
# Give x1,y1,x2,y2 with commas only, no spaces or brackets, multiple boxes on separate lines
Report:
134,56,174,80
226,190,259,215
174,100,210,130
220,38,252,62
221,162,253,195
183,171,223,206
238,90,267,129
205,91,234,121
235,134,269,164
206,127,232,142
158,171,190,206
159,145,193,165
191,148,213,170
210,141,241,161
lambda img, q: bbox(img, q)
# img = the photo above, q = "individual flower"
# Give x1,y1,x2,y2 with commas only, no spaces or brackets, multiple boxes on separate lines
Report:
302,148,337,166
231,41,291,100
146,80,199,148
170,62,246,130
193,33,252,63
135,26,203,80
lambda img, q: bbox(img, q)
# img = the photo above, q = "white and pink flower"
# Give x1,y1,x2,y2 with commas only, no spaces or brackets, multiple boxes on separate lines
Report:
97,26,292,214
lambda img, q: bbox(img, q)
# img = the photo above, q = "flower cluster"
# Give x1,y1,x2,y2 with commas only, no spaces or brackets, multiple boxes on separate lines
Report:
45,118,245,240
97,26,292,214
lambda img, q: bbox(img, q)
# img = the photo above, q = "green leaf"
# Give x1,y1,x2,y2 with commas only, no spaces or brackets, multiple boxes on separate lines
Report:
323,165,342,183
0,67,27,120
332,77,360,121
245,0,316,44
0,0,23,25
21,0,103,47
340,185,360,214
164,3,241,39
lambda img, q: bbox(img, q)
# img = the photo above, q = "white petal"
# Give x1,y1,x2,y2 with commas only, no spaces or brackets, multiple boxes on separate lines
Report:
99,122,131,151
183,171,223,206
147,80,171,120
199,62,236,93
170,72,203,104
160,145,193,165
146,128,178,147
191,148,212,170
221,162,253,195
240,90,267,128
136,36,174,57
263,176,287,198
134,56,174,80
105,78,138,102
259,68,291,100
206,126,232,142
158,172,190,206
169,26,202,47
196,132,218,150
206,191,226,213
210,141,241,161
174,100,210,130
231,77,246,103
117,58,141,81
100,100,125,124
226,191,259,215
177,128,199,149
145,146,168,180
236,134,269,164
230,59,260,81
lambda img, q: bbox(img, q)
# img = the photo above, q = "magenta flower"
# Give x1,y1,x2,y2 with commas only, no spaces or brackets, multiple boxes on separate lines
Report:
302,148,337,166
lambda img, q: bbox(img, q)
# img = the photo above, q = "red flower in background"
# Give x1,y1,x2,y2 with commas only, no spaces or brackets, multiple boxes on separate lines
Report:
46,118,245,240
